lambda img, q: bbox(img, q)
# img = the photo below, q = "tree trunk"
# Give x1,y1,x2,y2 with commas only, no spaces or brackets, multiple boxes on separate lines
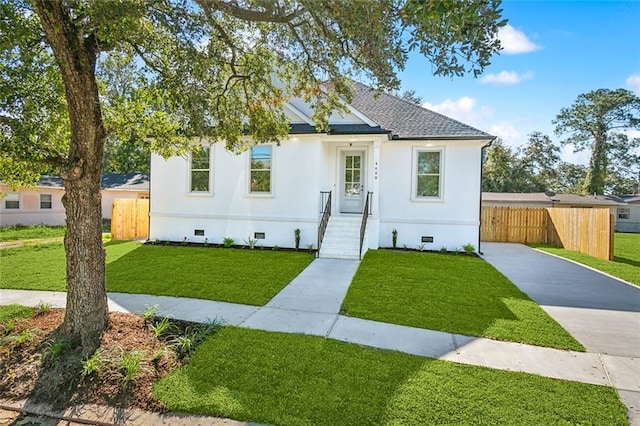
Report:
585,127,607,195
34,0,108,353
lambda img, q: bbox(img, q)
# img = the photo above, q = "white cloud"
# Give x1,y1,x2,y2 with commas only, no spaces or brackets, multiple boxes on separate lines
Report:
560,144,590,165
498,24,540,54
626,74,640,95
422,97,493,127
481,71,534,86
490,121,522,145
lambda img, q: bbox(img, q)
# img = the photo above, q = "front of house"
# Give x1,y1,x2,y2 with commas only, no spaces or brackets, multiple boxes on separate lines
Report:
149,82,494,258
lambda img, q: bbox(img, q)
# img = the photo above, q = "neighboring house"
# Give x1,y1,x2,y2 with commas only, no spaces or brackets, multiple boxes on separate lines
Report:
0,173,149,227
617,195,640,233
150,82,495,259
481,192,627,228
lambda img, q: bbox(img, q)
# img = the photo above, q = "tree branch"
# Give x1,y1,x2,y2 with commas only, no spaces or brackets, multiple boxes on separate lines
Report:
196,0,305,23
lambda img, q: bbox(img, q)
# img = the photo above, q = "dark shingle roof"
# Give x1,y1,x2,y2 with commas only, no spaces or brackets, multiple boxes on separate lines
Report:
482,192,626,206
101,173,149,191
21,174,149,191
348,81,494,140
289,123,388,135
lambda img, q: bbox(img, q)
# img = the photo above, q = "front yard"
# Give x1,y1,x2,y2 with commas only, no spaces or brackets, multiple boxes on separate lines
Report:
340,250,584,351
154,327,625,425
0,242,313,306
532,232,640,286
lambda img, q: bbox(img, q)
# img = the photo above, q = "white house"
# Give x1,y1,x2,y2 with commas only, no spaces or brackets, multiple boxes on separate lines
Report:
617,195,640,233
149,82,495,258
0,173,149,227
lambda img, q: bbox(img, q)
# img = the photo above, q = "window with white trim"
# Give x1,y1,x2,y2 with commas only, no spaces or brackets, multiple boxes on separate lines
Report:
250,145,272,193
4,193,19,209
618,207,630,219
190,146,211,193
415,150,442,198
40,194,52,209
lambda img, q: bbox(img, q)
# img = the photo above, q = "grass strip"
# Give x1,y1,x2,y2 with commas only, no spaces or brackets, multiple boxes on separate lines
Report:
0,242,313,306
154,327,625,425
0,225,66,242
0,304,33,322
340,249,584,350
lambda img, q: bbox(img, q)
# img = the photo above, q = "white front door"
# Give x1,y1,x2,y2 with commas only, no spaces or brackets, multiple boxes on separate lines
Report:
340,151,365,213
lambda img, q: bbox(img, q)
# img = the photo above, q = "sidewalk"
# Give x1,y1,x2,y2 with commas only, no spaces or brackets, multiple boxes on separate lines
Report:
1,250,639,423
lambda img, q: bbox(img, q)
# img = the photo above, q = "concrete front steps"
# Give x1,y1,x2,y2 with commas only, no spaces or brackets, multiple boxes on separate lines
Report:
319,215,367,260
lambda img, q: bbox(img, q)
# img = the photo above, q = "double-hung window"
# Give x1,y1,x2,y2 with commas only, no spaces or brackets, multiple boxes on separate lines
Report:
415,149,442,199
190,146,211,193
40,194,52,209
4,193,19,209
250,145,272,193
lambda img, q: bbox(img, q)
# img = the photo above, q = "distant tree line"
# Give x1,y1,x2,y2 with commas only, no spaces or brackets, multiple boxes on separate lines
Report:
483,88,640,195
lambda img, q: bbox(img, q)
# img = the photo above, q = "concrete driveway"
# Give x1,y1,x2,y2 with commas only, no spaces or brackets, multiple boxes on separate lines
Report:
480,242,640,358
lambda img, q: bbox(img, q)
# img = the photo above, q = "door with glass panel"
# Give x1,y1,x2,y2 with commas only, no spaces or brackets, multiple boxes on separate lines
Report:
340,151,364,213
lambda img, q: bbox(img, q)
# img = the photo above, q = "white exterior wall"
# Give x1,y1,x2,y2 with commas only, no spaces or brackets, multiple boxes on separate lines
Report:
0,186,66,226
616,202,640,233
150,136,486,251
377,140,485,251
150,138,324,248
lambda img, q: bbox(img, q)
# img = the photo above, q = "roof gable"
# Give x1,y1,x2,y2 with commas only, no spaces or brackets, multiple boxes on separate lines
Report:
348,81,494,140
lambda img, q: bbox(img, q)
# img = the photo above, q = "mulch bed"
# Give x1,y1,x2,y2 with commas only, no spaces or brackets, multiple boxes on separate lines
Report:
0,309,188,413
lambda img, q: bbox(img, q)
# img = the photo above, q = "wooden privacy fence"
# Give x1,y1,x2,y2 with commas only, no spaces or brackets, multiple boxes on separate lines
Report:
481,206,614,260
111,198,149,240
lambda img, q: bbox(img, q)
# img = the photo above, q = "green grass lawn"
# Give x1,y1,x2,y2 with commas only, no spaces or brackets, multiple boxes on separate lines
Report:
154,327,625,425
0,304,33,322
340,250,583,351
532,233,640,286
0,224,66,242
0,242,313,305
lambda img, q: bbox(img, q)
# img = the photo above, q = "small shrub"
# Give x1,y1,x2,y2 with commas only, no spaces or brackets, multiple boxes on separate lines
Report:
150,316,173,338
272,245,280,251
223,237,234,248
463,243,475,254
440,246,448,253
142,305,160,328
81,348,104,377
1,319,17,336
243,237,258,249
294,228,301,250
0,328,39,348
120,350,144,385
43,338,70,362
181,237,188,246
307,243,314,253
417,242,426,251
392,228,398,249
34,302,51,316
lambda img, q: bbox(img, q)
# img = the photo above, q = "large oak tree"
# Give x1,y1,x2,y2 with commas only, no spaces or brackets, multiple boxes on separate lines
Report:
1,0,506,353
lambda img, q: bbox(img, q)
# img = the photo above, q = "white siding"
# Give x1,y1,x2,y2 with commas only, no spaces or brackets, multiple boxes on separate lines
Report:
150,137,486,251
0,186,66,226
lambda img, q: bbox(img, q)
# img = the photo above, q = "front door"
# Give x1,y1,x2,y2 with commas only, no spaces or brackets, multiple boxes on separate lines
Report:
340,151,364,213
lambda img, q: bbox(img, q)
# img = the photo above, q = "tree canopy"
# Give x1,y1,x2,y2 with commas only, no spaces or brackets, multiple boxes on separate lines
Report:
554,88,640,195
0,0,507,353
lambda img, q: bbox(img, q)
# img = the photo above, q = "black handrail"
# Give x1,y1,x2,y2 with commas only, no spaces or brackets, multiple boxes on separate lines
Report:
359,192,373,260
317,191,332,256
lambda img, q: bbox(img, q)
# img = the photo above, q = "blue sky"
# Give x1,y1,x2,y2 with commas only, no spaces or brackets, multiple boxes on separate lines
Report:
398,0,640,164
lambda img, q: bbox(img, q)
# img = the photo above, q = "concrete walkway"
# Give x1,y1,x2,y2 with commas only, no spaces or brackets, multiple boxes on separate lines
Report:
1,245,639,423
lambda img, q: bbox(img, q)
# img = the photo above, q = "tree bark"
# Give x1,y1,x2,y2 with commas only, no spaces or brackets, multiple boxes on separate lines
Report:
33,0,108,353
